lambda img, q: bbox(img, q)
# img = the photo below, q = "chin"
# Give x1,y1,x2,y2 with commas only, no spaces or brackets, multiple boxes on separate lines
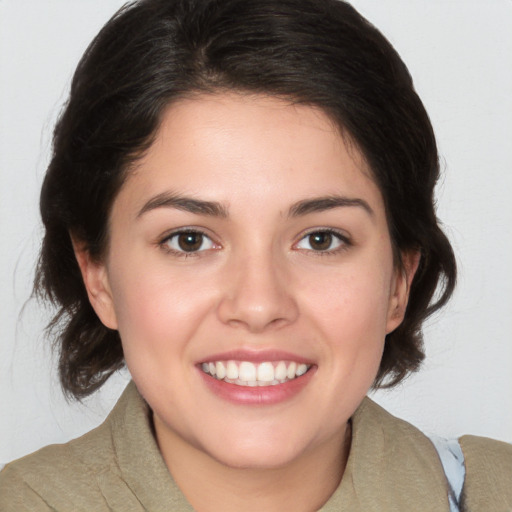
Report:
209,447,302,471
198,428,315,471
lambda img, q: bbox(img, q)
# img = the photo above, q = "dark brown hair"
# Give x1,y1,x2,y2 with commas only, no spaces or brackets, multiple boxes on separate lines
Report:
36,0,456,398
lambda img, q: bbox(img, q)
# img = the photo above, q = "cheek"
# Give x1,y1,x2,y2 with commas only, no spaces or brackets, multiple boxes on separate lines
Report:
304,264,393,339
106,265,214,363
315,282,387,378
293,268,390,429
298,259,393,386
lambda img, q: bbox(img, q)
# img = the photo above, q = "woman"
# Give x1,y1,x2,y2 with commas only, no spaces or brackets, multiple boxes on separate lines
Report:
1,0,510,510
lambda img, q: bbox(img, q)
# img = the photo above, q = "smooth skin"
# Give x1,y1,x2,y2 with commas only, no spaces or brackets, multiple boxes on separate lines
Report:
74,93,418,512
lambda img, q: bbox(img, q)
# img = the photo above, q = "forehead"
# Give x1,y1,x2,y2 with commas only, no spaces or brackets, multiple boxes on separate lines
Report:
119,93,384,217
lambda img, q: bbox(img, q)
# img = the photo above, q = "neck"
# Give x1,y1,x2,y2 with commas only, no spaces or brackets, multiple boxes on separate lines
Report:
154,416,351,512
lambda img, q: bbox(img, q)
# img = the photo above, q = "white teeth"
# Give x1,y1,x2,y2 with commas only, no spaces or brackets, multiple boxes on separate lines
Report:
226,360,238,380
201,360,311,386
287,361,297,379
257,362,274,382
216,361,226,379
275,361,287,381
296,363,308,376
239,361,257,381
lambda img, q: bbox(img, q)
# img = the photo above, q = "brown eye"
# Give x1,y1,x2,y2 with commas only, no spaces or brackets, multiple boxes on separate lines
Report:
295,230,346,252
163,231,215,253
177,232,203,252
308,232,333,251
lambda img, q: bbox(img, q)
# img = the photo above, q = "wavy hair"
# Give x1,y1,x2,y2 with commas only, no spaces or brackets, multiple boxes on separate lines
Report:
35,0,456,398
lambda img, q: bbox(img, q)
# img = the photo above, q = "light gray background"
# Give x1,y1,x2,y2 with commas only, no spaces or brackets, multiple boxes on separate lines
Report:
1,0,511,465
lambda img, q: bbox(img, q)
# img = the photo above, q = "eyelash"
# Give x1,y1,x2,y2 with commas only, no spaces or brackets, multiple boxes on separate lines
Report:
158,228,217,257
158,228,352,257
294,228,352,255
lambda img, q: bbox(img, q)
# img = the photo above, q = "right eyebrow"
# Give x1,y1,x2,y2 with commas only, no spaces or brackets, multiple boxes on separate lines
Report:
137,192,229,219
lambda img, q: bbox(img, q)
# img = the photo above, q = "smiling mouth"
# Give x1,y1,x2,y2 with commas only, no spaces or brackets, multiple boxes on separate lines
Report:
200,360,312,387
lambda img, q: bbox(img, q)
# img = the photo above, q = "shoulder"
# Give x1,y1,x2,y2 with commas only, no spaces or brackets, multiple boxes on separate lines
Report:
342,398,452,511
355,397,441,457
0,382,187,511
0,413,117,511
349,398,512,511
0,382,146,511
460,434,512,511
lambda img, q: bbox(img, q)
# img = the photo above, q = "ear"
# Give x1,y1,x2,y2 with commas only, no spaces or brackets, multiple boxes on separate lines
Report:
72,237,118,330
386,249,421,334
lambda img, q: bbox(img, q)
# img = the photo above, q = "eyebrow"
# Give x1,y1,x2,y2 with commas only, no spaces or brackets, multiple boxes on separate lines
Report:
137,192,373,219
137,192,229,218
288,195,374,218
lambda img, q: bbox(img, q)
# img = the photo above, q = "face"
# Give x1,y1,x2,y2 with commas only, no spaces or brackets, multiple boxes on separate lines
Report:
79,93,414,471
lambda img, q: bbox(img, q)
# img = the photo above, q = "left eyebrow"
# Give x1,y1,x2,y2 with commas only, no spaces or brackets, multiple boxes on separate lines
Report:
288,195,375,218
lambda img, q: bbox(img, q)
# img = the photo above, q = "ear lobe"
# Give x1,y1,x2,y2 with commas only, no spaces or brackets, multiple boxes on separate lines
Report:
72,237,118,330
386,250,421,334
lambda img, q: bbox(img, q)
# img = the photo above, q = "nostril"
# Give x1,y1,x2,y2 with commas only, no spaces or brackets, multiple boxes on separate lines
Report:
217,297,299,332
216,262,300,330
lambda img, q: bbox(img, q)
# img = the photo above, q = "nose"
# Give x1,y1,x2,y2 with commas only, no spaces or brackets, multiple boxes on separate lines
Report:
216,250,299,333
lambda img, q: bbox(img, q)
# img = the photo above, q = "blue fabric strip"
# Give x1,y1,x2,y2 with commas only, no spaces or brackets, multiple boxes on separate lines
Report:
429,436,465,512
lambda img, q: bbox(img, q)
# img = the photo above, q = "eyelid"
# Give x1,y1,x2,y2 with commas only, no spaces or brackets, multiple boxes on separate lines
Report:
158,227,221,255
293,227,352,253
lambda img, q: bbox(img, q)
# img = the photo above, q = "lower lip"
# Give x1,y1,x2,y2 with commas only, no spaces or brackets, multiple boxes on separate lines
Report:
198,366,316,405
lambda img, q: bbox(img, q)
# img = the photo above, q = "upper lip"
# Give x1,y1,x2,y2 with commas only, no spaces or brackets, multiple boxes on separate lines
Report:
198,349,314,365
